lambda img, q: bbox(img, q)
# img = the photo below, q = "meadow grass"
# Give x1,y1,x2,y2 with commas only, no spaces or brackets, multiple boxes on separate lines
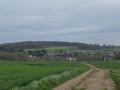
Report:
24,46,120,55
79,49,120,55
87,60,120,90
0,61,89,90
24,46,79,52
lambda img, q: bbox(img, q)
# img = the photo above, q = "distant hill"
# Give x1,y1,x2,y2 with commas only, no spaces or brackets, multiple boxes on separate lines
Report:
115,46,120,48
0,41,115,50
0,41,84,49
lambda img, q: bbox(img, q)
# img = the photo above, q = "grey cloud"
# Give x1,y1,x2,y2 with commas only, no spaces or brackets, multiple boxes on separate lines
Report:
0,0,120,45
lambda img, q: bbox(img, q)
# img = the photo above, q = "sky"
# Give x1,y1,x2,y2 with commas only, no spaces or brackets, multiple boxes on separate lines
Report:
0,0,120,45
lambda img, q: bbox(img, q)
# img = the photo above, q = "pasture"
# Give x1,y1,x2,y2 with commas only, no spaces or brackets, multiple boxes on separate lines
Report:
24,46,79,52
0,61,89,90
79,49,120,55
24,46,120,55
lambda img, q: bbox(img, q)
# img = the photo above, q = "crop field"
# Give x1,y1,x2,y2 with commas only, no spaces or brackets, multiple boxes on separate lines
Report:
24,46,79,52
79,49,120,55
24,46,120,55
0,61,89,90
87,60,120,90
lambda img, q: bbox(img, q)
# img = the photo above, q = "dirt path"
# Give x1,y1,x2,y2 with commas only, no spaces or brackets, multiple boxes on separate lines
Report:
52,63,115,90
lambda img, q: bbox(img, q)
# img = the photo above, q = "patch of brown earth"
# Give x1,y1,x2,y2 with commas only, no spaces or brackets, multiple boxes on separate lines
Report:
52,63,116,90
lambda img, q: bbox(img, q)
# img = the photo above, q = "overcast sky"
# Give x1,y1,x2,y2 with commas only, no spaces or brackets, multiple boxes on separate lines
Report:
0,0,120,45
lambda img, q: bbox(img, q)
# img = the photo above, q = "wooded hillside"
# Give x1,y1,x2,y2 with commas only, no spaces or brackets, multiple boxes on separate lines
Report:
0,41,114,50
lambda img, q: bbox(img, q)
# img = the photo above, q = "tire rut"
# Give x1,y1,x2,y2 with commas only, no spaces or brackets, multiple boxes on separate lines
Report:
52,63,116,90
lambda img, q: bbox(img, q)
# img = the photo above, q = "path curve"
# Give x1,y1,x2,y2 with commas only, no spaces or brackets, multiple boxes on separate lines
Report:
52,63,115,90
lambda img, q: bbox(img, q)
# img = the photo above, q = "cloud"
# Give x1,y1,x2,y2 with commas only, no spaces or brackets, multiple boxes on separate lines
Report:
0,0,120,45
0,26,103,37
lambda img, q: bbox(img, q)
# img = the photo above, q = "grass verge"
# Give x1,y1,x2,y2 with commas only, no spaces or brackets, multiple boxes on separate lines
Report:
87,61,120,90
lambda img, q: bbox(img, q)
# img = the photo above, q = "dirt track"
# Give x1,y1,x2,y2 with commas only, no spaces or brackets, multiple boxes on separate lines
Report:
52,63,115,90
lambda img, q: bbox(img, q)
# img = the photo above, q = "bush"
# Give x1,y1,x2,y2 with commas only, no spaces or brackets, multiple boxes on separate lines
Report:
0,52,28,61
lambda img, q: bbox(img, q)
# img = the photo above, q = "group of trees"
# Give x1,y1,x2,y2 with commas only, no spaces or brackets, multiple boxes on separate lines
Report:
0,41,115,50
0,46,23,52
0,41,83,49
0,52,28,61
28,49,48,57
113,52,120,60
78,44,114,50
76,55,104,61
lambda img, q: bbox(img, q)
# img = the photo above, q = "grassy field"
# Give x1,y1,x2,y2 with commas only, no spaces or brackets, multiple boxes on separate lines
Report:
79,49,120,55
87,60,120,90
0,61,89,90
24,46,120,55
24,46,79,52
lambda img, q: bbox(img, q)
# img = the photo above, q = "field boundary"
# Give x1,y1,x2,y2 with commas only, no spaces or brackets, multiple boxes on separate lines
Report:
12,66,88,90
52,63,93,90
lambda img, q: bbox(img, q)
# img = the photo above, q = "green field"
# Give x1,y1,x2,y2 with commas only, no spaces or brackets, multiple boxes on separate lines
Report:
0,61,89,90
24,46,79,52
24,46,120,55
87,60,120,90
79,49,120,55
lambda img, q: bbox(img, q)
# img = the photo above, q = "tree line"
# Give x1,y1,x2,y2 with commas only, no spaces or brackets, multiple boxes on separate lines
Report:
0,41,114,51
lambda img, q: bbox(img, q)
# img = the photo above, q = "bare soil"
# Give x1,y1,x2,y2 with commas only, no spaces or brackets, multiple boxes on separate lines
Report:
52,63,116,90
